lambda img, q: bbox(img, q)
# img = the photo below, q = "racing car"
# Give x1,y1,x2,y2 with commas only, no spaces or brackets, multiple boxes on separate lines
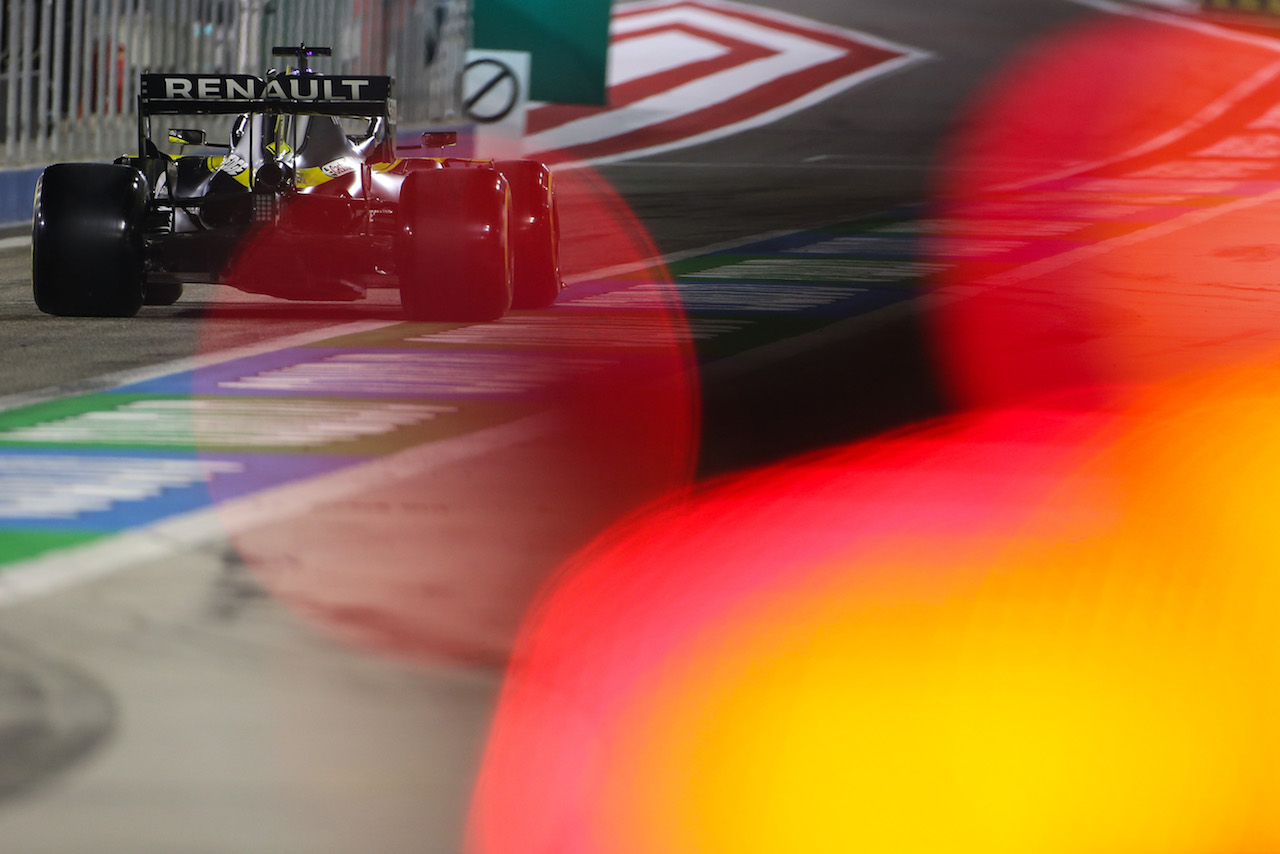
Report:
32,45,561,320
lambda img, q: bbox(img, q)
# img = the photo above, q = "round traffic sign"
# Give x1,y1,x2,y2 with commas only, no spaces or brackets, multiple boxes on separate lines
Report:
463,57,521,123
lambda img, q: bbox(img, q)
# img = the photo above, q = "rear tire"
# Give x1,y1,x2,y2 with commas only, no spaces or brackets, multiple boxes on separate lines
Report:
144,282,183,306
495,160,561,310
33,163,148,317
397,167,513,322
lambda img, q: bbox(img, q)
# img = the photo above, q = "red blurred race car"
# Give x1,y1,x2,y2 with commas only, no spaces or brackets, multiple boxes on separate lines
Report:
33,44,561,320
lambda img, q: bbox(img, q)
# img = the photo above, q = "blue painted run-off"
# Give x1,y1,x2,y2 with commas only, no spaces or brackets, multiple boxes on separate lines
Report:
0,167,42,228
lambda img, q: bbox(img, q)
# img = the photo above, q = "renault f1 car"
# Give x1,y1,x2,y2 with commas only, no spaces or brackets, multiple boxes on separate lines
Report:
32,45,561,320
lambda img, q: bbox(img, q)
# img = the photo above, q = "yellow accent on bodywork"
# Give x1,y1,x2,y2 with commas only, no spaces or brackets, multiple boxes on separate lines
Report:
295,159,400,189
206,140,293,188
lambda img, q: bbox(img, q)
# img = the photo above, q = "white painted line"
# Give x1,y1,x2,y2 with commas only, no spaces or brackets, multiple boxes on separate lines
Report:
604,157,934,171
406,314,748,347
1248,102,1280,129
565,281,857,312
873,218,1086,237
1068,0,1280,48
0,319,399,414
983,182,1280,287
0,456,244,520
618,0,929,55
682,258,947,282
1197,133,1280,158
990,56,1280,192
217,350,616,395
609,30,730,87
1070,177,1237,194
1103,59,1280,156
563,223,831,283
0,399,452,448
1130,158,1274,179
0,235,29,251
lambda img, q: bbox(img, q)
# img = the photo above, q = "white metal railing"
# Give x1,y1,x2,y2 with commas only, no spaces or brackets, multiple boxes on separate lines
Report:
0,0,468,165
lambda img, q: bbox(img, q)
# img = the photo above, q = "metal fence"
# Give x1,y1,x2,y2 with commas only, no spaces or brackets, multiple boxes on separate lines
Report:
0,0,469,165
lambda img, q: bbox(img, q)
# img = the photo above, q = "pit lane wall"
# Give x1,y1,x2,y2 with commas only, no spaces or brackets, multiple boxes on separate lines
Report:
0,0,469,226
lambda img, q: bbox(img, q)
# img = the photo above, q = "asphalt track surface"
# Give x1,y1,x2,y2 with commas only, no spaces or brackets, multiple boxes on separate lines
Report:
0,0,1202,851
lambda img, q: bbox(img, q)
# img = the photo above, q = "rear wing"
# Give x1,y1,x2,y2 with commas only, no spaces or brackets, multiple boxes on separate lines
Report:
140,73,395,117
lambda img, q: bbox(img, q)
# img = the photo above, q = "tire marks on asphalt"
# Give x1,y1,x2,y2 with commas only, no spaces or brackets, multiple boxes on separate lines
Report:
0,636,114,803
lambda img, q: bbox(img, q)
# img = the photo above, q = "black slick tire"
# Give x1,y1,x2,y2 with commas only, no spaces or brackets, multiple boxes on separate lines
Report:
143,282,183,306
397,166,513,322
33,163,148,317
495,160,561,310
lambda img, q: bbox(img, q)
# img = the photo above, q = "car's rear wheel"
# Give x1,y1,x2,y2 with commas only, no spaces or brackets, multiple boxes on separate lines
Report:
397,167,513,322
33,163,148,317
143,282,183,306
495,160,561,310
